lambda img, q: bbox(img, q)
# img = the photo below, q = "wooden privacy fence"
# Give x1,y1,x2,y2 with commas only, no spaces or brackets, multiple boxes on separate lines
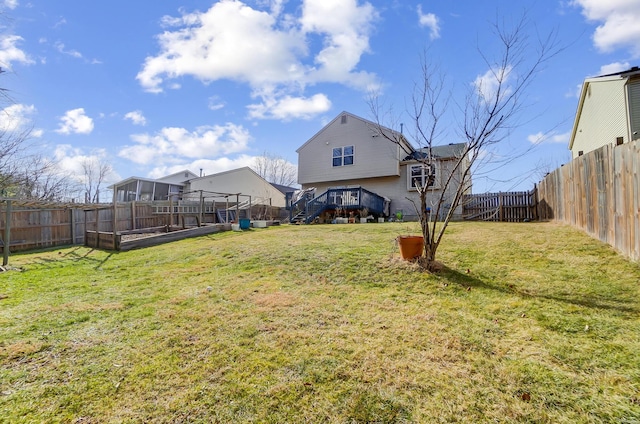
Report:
1,200,87,265
537,140,640,262
1,199,283,264
463,189,538,222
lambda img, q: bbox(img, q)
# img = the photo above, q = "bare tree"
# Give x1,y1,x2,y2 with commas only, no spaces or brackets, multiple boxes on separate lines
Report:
81,157,113,203
14,156,79,201
252,151,297,187
370,14,562,270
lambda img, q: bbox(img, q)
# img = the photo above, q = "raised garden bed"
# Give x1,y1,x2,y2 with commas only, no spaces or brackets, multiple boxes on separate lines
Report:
117,224,231,251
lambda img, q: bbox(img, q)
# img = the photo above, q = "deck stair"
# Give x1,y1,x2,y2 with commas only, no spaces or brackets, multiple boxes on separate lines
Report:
216,209,237,223
289,187,386,224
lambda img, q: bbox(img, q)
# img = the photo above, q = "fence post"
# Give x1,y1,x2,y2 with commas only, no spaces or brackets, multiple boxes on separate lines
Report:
95,208,100,249
112,202,117,250
199,191,203,226
532,184,539,221
131,201,137,230
70,208,76,245
3,200,12,266
169,197,173,229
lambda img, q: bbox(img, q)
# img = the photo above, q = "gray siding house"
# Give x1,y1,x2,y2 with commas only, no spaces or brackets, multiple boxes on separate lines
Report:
570,66,640,158
295,111,470,221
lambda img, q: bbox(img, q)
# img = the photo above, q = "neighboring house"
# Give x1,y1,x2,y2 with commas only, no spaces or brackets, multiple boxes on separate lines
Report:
295,111,470,221
569,66,640,158
110,170,198,202
183,167,291,208
110,167,294,209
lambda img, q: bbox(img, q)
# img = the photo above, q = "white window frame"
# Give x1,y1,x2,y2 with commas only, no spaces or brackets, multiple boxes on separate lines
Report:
332,145,355,167
407,162,440,190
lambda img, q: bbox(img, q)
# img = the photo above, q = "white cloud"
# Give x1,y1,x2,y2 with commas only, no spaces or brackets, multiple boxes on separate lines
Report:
0,35,34,68
417,5,440,40
147,154,257,179
572,0,640,57
53,41,83,59
2,0,18,10
55,108,94,135
528,131,570,145
248,92,331,120
598,61,631,75
568,83,582,99
137,0,307,93
136,0,379,120
118,123,251,166
0,103,39,134
53,145,121,187
124,110,147,126
53,18,67,29
473,65,513,103
208,96,225,111
299,0,378,88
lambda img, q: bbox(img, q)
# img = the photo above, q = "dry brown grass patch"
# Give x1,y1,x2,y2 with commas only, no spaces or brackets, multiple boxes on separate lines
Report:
253,291,299,309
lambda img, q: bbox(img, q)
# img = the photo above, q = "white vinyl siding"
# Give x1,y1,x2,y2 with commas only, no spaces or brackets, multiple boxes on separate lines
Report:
628,80,640,141
297,113,402,185
571,79,628,158
184,167,286,207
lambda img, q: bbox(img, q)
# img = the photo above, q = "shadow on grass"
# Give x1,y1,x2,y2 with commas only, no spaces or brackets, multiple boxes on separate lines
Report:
439,265,639,315
22,246,117,270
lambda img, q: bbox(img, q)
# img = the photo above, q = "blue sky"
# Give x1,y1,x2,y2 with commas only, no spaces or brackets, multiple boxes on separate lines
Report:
1,0,639,195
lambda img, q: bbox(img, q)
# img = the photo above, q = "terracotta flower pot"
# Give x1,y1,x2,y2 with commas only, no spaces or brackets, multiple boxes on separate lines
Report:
397,235,424,260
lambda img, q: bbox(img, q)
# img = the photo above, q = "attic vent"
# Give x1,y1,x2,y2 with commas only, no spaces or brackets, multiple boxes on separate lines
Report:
184,172,189,177
341,115,347,124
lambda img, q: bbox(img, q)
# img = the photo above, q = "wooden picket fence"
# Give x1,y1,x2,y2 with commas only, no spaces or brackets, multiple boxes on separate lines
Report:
462,189,538,222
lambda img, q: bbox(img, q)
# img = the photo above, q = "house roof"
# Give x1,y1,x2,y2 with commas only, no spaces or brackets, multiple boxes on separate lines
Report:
188,166,260,182
189,166,296,194
569,66,640,150
270,183,298,194
402,143,468,161
296,111,415,155
156,169,198,183
107,175,189,190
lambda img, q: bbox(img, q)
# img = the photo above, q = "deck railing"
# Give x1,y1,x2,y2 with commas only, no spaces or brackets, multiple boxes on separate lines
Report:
290,187,386,224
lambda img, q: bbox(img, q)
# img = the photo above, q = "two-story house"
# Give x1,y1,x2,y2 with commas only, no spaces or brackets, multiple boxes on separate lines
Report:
569,66,640,158
295,111,470,222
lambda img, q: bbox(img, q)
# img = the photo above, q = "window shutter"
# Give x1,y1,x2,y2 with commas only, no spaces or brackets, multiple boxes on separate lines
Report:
628,80,640,140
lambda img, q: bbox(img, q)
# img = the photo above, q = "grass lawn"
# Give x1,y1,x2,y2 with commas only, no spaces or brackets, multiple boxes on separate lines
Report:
1,221,639,423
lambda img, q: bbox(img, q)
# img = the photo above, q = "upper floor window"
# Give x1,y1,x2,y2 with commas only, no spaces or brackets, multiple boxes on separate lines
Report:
333,146,354,167
408,163,438,190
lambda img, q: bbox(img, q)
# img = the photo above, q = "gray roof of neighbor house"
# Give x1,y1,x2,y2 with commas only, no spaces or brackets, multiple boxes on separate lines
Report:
402,143,467,161
270,183,298,194
596,65,640,78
